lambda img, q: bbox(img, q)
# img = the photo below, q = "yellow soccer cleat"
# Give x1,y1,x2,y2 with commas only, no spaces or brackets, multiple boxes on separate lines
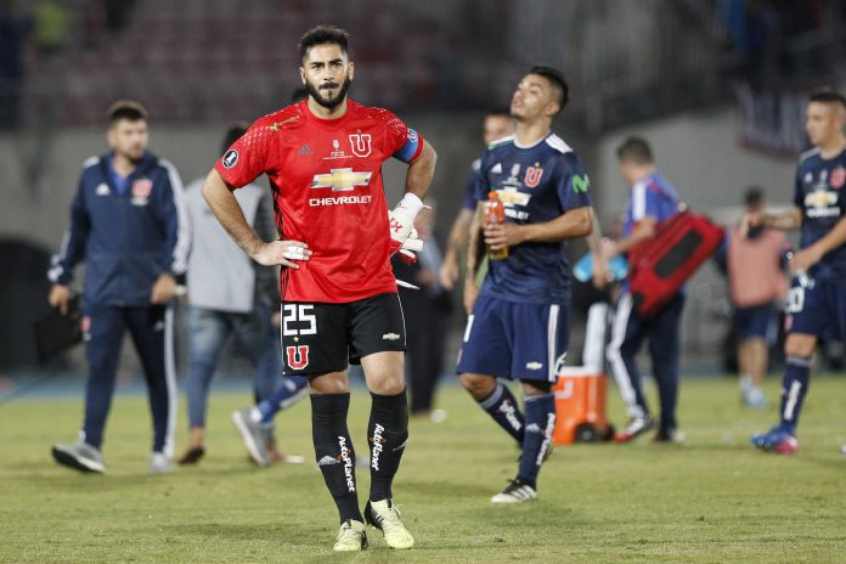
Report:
365,499,414,549
333,520,368,552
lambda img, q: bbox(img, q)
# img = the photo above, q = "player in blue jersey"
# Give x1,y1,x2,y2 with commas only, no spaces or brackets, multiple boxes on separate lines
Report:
457,67,594,503
745,91,846,454
439,109,514,290
603,137,685,444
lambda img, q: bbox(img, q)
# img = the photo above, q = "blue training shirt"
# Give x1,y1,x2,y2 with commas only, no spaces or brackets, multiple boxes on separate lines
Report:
474,133,592,304
48,151,191,306
794,147,846,282
621,171,681,292
621,171,680,237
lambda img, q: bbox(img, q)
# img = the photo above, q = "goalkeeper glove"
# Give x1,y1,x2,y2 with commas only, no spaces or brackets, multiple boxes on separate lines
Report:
388,193,424,252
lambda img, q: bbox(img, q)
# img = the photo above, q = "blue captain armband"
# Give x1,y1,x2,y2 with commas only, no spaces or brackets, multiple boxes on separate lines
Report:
393,129,423,164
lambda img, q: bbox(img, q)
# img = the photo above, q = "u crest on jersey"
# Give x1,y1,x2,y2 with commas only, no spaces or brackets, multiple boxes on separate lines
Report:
349,133,372,158
524,166,544,188
831,166,846,190
286,345,310,370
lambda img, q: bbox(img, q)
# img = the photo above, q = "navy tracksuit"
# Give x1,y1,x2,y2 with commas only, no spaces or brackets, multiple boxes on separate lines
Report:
49,151,190,456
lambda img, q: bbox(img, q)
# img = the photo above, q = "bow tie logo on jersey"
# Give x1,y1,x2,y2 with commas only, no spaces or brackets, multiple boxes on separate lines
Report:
804,187,840,219
311,168,373,191
495,188,531,208
524,165,543,188
349,133,372,158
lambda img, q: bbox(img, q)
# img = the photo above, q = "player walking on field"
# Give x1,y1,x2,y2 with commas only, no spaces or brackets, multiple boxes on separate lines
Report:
746,91,846,454
458,67,593,503
48,101,189,475
201,26,436,551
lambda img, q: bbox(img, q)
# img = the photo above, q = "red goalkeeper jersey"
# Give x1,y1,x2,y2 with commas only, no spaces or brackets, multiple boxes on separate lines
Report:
215,100,423,303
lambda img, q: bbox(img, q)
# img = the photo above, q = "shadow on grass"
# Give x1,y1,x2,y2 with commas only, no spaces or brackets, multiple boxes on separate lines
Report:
164,521,326,544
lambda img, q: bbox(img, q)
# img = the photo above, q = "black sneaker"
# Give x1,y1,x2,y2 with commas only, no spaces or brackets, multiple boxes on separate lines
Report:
652,428,684,444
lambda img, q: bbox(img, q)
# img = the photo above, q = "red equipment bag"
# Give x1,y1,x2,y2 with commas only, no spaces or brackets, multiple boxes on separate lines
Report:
628,209,724,318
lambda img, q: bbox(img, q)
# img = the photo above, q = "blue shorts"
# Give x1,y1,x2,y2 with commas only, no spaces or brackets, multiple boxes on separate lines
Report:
786,278,846,340
456,295,569,383
734,303,776,340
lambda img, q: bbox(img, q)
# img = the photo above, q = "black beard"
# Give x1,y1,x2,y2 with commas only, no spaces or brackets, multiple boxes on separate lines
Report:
305,77,351,110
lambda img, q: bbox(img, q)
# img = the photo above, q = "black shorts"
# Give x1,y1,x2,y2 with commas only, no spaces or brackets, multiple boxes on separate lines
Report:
280,292,406,376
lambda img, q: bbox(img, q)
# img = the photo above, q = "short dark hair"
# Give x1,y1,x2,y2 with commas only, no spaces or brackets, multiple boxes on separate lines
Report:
299,25,350,61
809,90,846,111
107,100,148,125
485,107,511,119
221,121,249,157
528,66,569,114
616,136,654,165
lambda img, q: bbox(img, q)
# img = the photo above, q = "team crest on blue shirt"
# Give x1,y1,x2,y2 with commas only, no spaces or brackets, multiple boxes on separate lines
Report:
831,166,846,190
131,178,153,206
524,164,543,188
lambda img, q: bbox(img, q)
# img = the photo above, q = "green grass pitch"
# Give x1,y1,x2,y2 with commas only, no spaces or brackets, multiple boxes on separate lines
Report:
2,375,846,563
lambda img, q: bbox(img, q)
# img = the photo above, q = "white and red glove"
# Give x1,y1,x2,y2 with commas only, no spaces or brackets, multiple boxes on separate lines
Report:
388,193,425,265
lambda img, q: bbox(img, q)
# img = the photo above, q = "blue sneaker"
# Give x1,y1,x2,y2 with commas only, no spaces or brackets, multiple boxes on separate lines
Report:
751,425,797,454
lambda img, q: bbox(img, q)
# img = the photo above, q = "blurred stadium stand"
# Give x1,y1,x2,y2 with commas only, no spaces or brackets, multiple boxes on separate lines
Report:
8,0,845,132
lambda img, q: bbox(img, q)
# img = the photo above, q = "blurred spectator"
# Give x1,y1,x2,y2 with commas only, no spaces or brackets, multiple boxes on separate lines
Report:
32,0,69,56
179,123,285,465
102,0,137,32
394,204,453,416
721,0,780,86
0,0,29,129
726,187,788,408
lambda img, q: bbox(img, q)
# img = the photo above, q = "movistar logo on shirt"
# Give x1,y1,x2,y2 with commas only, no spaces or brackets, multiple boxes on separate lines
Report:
572,174,590,194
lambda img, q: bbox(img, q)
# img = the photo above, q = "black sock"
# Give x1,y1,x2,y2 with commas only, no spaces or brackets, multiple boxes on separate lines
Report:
477,382,525,445
311,393,361,524
368,389,409,503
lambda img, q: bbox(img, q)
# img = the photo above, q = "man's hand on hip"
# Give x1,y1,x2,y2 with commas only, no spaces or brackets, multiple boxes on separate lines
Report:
251,240,312,269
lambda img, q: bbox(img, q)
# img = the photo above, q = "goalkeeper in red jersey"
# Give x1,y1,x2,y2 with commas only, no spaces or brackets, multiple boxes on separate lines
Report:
201,25,437,551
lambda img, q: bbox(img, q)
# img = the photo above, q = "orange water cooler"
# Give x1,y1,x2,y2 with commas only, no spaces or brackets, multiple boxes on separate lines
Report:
552,303,615,444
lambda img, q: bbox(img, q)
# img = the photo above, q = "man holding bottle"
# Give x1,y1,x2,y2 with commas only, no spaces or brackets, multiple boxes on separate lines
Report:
456,66,594,503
